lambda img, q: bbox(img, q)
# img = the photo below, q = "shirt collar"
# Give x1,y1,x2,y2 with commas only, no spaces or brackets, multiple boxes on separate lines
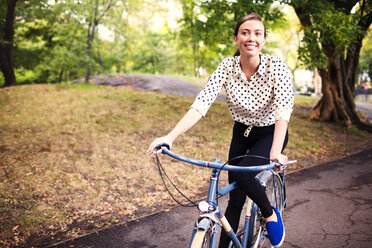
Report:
233,53,266,77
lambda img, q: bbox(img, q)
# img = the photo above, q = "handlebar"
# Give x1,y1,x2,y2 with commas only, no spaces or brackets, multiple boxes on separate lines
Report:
156,145,296,173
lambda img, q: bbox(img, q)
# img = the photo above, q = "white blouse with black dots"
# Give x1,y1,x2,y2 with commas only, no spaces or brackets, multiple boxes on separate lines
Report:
191,53,294,137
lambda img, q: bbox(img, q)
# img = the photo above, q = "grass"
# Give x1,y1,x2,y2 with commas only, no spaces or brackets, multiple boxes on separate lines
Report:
0,84,371,247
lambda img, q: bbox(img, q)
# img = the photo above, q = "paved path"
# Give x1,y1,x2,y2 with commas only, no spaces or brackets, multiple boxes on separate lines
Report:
90,74,372,120
356,102,372,119
49,148,372,248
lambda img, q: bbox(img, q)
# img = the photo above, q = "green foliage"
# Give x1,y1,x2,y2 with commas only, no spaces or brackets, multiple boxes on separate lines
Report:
288,0,367,70
0,73,4,87
297,28,327,70
359,28,372,80
5,0,342,84
130,31,173,74
15,68,40,84
198,0,284,48
177,0,286,75
12,4,89,84
41,15,88,82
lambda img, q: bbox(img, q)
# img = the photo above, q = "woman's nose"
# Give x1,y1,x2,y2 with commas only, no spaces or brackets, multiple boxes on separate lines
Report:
247,34,254,41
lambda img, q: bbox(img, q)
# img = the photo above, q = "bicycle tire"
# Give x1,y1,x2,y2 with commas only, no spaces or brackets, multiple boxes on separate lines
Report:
190,228,212,248
250,173,284,247
267,172,284,213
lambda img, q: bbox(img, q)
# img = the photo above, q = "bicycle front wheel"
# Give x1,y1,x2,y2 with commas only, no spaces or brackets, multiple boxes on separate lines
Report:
266,172,284,214
250,172,284,247
190,228,212,248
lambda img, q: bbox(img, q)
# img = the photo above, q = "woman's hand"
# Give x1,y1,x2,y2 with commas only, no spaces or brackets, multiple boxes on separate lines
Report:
147,135,174,154
270,153,288,172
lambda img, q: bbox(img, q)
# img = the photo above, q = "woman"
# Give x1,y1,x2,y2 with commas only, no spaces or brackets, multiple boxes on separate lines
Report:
147,13,293,248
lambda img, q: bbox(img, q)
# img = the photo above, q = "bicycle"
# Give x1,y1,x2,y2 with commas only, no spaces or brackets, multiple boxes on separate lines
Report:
154,144,296,248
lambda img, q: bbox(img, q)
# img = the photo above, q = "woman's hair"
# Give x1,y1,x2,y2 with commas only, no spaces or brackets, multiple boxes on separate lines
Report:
233,13,266,56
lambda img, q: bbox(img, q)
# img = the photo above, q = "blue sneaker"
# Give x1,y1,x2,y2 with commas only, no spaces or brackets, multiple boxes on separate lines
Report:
266,206,285,247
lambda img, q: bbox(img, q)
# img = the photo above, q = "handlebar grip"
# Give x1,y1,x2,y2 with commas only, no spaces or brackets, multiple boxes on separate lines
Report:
274,160,297,166
155,143,170,151
285,160,297,165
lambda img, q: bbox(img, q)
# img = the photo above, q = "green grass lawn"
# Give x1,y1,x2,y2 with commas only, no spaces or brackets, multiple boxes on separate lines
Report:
0,84,371,247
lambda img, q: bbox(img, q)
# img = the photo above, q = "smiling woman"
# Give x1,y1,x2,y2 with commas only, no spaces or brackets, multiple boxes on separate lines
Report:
147,13,293,248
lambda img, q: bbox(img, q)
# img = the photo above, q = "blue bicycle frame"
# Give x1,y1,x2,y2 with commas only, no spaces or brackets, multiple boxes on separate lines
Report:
157,146,286,248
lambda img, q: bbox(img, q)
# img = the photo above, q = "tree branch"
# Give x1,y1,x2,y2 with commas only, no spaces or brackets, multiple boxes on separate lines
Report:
97,0,121,23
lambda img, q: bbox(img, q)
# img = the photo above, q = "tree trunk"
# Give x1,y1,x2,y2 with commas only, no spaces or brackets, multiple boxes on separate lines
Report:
0,0,18,87
58,67,64,83
291,0,372,132
84,24,94,83
0,46,16,86
310,45,372,132
192,43,198,77
97,48,105,74
84,0,99,84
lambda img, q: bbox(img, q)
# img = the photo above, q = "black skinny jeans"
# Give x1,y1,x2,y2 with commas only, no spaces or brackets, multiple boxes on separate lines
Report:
218,122,288,248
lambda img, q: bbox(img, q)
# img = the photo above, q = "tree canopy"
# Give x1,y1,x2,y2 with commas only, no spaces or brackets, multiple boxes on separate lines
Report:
1,0,371,130
285,0,372,131
1,0,292,85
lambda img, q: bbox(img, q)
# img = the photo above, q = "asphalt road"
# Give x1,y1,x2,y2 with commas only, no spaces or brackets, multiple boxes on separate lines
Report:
49,148,372,248
356,102,372,120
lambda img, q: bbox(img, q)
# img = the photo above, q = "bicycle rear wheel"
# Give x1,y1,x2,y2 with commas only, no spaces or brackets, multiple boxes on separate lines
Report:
190,228,212,248
250,172,284,247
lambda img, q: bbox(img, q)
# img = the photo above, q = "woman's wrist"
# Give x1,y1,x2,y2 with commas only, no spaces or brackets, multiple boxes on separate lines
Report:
166,133,177,143
270,148,282,156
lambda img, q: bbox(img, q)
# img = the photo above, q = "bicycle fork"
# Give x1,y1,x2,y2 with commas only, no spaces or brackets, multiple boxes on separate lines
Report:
188,167,221,247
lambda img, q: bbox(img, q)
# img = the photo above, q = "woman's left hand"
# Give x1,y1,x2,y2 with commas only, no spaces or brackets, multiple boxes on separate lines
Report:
270,153,288,172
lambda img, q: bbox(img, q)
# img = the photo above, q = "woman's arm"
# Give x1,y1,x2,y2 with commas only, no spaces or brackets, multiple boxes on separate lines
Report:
270,119,288,163
147,108,203,154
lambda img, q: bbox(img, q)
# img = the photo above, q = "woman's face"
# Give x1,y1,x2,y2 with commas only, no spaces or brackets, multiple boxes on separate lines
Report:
234,19,266,58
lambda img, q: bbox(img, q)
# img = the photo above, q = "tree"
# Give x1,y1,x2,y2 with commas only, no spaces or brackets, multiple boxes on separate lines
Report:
178,0,210,77
39,15,88,83
130,31,173,74
268,7,302,88
359,28,372,82
1,0,60,85
0,0,18,87
83,0,121,83
63,0,121,83
178,0,286,76
287,0,372,131
103,0,144,74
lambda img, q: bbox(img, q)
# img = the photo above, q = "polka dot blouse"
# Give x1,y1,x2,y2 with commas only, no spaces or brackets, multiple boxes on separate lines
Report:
191,53,294,137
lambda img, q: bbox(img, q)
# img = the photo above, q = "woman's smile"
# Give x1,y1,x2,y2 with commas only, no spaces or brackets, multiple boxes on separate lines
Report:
245,43,257,50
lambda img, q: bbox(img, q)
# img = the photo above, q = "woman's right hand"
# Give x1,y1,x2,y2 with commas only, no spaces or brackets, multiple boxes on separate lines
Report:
147,135,174,154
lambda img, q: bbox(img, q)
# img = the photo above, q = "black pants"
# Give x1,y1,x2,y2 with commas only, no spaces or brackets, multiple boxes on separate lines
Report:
218,122,288,248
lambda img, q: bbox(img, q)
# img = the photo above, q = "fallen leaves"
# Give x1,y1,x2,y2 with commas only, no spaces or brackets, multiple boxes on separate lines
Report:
1,84,371,247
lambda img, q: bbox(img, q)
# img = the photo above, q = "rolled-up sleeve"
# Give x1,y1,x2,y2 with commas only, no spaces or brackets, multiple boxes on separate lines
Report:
190,61,227,116
273,62,294,122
